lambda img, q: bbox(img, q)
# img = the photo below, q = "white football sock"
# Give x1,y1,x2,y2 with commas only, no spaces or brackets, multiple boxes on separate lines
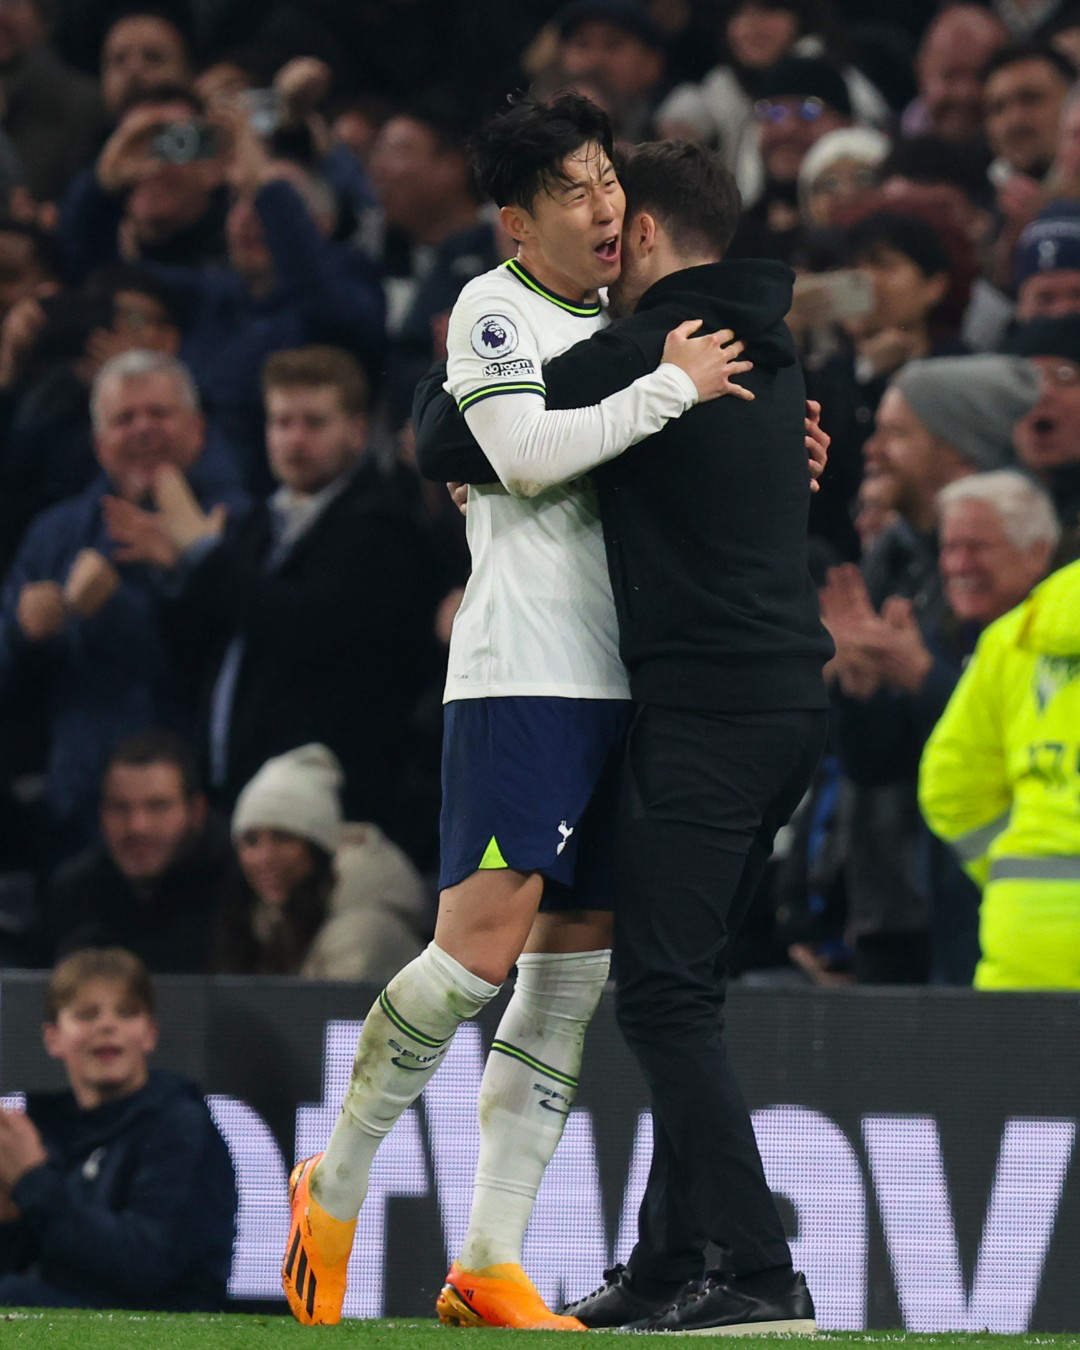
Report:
457,948,610,1270
313,942,500,1220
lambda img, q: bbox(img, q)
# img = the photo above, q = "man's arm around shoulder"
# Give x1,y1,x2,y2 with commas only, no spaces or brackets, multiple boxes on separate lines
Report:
541,319,661,410
414,320,663,485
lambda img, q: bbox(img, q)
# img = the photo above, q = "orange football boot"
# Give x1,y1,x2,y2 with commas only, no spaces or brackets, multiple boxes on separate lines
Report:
436,1260,588,1330
282,1154,357,1325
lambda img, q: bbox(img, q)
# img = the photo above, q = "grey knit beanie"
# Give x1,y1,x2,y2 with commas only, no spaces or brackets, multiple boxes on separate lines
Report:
891,355,1040,471
232,744,344,854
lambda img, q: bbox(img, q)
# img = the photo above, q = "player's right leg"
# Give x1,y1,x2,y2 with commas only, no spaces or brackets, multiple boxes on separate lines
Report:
283,867,541,1324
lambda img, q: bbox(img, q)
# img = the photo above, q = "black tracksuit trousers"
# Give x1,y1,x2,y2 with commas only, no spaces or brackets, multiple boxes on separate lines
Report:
613,703,827,1290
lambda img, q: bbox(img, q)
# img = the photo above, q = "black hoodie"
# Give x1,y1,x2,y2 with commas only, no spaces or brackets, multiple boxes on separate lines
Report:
415,258,832,711
543,259,831,710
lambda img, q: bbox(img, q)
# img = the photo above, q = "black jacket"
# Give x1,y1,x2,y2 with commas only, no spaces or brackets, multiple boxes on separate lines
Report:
416,259,831,712
0,1071,236,1311
38,815,232,973
169,459,435,821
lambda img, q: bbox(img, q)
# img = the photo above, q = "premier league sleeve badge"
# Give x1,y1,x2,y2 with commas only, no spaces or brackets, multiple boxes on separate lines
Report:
470,315,520,359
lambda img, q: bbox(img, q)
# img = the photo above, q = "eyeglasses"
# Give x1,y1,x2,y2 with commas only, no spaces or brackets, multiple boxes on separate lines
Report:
754,96,825,124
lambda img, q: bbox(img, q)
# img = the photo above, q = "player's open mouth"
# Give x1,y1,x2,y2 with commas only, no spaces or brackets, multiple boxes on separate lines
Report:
594,236,619,263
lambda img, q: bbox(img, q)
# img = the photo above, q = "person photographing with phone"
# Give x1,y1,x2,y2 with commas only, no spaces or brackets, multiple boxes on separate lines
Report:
57,79,385,488
57,83,230,283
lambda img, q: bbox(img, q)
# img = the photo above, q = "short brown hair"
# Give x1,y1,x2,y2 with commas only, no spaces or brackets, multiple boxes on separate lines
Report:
261,346,371,417
45,948,156,1024
616,140,742,261
106,728,202,799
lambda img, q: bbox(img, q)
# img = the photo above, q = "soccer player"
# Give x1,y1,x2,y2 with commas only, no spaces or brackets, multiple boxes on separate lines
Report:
281,93,753,1328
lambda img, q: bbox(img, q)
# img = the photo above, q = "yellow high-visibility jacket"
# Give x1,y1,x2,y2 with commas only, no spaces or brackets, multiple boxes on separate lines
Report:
919,558,1080,989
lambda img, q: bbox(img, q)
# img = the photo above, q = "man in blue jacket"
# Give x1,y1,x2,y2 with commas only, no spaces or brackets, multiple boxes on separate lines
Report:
0,348,246,856
0,947,236,1309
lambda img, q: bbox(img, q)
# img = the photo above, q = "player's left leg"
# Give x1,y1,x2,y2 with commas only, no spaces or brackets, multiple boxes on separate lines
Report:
438,706,629,1330
437,911,610,1331
460,910,612,1265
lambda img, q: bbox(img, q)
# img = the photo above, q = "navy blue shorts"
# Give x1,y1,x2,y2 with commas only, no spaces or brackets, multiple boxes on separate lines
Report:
438,696,632,910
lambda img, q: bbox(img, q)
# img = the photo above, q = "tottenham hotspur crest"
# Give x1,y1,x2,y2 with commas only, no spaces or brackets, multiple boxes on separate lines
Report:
471,314,519,359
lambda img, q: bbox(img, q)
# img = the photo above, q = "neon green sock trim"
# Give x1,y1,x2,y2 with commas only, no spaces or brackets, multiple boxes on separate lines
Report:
490,1039,578,1088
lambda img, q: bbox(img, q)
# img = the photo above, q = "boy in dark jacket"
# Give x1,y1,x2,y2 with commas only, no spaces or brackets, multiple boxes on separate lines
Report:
0,948,236,1309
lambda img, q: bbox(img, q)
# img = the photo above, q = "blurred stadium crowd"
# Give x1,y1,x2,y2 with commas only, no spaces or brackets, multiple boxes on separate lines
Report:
0,0,1077,989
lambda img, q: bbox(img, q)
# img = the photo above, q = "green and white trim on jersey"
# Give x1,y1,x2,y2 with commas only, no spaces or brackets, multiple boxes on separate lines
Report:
457,381,546,413
454,260,602,412
503,259,602,318
442,253,631,702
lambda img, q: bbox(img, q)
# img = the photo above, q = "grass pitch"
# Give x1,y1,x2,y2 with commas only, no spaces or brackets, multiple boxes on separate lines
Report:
2,1312,1080,1350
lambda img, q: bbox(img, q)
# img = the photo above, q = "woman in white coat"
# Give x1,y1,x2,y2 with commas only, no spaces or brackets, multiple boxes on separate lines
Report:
215,744,431,980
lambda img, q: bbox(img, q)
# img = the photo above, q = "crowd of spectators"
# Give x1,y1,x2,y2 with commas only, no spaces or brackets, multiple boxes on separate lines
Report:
0,0,1078,990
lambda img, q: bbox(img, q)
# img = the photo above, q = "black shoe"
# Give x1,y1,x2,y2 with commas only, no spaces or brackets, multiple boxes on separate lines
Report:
560,1264,695,1329
625,1269,816,1336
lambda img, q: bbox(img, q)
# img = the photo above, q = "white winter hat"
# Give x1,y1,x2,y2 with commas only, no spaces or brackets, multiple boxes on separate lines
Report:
798,127,891,195
231,744,344,854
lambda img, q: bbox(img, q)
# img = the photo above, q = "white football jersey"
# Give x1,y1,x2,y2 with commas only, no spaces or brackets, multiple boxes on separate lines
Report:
443,258,696,702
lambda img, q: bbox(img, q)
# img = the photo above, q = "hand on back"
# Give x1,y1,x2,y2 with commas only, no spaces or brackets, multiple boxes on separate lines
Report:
662,320,755,403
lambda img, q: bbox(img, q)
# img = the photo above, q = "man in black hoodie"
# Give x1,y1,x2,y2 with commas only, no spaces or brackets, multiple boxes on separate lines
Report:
415,139,832,1334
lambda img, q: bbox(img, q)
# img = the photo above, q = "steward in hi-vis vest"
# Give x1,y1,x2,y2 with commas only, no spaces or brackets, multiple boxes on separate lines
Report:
920,558,1080,989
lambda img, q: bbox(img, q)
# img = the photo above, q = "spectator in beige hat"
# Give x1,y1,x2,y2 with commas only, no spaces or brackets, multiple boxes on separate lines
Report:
215,744,430,981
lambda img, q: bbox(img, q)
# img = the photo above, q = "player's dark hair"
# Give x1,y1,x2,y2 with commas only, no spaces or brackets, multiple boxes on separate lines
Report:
981,39,1077,86
616,140,742,260
470,92,614,210
105,729,203,800
45,948,157,1023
